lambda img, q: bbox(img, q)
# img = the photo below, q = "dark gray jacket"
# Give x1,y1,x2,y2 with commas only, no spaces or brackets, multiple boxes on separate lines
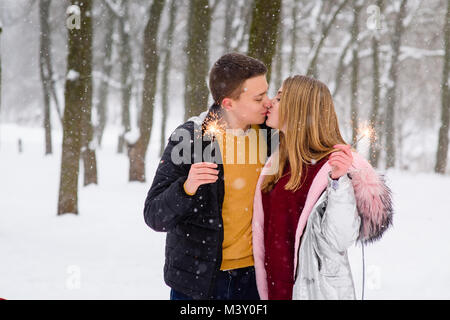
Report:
144,105,273,299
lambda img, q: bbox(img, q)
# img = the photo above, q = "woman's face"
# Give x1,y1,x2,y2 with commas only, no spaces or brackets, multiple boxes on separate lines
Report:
266,87,282,130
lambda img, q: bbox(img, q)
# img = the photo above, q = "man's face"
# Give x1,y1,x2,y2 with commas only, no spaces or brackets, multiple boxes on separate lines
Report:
226,75,271,126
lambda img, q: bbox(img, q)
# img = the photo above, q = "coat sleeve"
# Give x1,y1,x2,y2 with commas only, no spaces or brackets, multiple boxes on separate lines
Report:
143,123,199,232
319,173,361,253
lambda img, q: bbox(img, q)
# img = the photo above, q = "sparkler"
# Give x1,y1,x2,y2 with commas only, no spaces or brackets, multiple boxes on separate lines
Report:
351,124,375,148
205,120,224,142
203,113,226,142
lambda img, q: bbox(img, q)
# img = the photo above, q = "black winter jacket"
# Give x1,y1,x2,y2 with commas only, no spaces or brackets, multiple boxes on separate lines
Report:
143,105,274,299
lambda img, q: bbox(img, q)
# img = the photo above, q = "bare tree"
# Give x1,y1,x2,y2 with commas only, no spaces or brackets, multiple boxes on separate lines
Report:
232,0,254,53
247,0,282,83
184,0,211,120
58,0,94,215
306,0,351,77
385,0,408,169
117,0,133,154
435,0,450,174
95,4,116,148
222,0,237,53
272,7,284,91
80,0,97,186
368,0,385,168
0,19,2,149
39,0,53,155
127,0,165,182
350,0,364,146
332,37,352,97
222,0,254,53
289,0,300,74
160,0,177,156
39,0,62,155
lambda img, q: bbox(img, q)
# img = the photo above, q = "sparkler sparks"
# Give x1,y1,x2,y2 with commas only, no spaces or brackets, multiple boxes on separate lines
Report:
203,115,226,142
205,120,224,137
352,124,375,147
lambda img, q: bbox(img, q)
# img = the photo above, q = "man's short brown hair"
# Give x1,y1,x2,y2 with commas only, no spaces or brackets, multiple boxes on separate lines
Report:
209,53,267,105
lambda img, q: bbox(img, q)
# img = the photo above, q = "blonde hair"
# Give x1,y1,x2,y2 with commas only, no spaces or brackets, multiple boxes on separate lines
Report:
261,75,347,193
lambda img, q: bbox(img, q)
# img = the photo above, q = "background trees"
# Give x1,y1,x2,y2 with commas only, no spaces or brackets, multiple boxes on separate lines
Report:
57,0,94,214
127,0,165,182
435,0,450,174
0,0,448,215
184,0,211,120
0,17,2,149
247,0,282,83
39,0,55,155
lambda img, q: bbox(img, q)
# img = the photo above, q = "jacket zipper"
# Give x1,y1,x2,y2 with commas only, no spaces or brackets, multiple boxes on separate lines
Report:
207,162,224,299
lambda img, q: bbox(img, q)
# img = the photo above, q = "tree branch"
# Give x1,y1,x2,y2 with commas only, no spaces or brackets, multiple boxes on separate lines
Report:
306,0,351,76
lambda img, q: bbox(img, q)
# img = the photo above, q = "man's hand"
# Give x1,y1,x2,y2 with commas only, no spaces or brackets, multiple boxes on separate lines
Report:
184,162,219,195
329,144,353,180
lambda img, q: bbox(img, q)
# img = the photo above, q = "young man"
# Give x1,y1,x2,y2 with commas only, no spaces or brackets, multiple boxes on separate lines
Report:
143,53,275,300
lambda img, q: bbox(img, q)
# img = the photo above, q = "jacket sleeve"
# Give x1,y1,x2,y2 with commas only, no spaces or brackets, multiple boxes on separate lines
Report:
319,173,361,253
143,123,199,232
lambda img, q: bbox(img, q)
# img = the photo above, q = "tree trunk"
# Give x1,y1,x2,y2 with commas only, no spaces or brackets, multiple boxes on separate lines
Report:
350,1,362,146
222,0,236,53
289,0,299,74
39,0,53,155
231,0,254,52
184,0,211,121
332,38,352,96
385,0,407,169
247,0,282,83
80,0,97,186
58,0,93,214
272,12,283,91
82,148,97,186
0,21,2,150
160,0,177,157
369,32,382,167
435,0,450,174
117,1,133,154
369,0,384,168
127,0,165,182
95,5,116,148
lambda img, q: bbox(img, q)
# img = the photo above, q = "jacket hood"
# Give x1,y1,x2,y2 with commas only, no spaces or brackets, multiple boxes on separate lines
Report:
187,103,222,133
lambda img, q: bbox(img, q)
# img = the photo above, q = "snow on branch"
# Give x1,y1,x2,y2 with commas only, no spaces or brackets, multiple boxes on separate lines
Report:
398,46,444,61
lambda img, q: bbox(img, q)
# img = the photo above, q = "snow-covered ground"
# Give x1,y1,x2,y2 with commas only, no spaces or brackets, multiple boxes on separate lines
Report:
1,123,449,300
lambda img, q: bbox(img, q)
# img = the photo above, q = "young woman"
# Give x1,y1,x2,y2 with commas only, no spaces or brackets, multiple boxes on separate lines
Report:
252,75,393,300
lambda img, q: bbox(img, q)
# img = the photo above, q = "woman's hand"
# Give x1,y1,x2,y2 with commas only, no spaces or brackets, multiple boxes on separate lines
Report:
329,144,353,180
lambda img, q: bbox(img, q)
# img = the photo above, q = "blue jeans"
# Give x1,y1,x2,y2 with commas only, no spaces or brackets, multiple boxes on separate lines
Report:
170,266,260,300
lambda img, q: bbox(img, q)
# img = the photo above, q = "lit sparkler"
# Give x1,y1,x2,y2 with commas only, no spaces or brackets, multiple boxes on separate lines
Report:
205,120,224,139
204,114,226,142
351,123,375,147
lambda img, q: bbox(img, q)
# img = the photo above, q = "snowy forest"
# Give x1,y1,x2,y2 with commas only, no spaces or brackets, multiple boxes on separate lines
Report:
0,0,449,300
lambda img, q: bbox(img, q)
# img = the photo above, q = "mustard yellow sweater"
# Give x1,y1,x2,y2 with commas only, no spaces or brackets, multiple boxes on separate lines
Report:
216,125,267,270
